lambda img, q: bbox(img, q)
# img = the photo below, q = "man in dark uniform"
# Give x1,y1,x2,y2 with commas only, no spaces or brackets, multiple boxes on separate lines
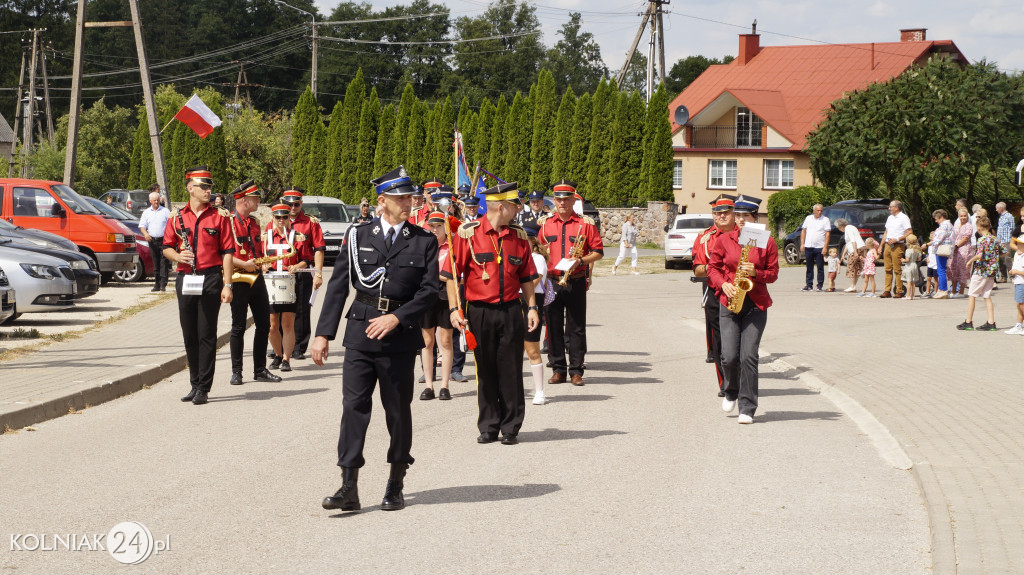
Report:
228,180,282,386
538,180,603,386
281,188,326,360
516,190,546,235
314,166,439,513
462,195,480,221
444,182,539,445
692,193,737,398
163,166,235,405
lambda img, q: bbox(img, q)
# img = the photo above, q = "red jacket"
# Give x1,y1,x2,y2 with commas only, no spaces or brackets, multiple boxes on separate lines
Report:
707,229,779,311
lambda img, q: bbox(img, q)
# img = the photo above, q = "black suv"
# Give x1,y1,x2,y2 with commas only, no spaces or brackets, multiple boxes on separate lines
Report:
782,200,891,265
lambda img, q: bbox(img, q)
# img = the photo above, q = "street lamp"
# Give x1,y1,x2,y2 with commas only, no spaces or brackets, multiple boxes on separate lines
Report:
275,0,318,97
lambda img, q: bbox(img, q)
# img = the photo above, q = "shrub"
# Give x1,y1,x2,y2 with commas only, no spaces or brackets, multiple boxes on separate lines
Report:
767,185,852,235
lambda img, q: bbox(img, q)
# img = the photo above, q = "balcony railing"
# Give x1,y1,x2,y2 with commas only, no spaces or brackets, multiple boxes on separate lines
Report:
688,125,762,149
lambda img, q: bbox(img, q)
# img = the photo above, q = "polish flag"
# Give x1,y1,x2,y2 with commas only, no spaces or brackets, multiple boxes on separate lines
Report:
174,94,222,139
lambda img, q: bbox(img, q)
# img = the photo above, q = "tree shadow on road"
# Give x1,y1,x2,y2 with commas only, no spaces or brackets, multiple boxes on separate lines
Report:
408,483,561,506
589,350,651,356
516,428,626,442
760,366,811,380
759,352,793,364
590,376,661,385
758,387,819,397
548,394,613,403
754,410,842,423
584,361,650,373
208,388,329,402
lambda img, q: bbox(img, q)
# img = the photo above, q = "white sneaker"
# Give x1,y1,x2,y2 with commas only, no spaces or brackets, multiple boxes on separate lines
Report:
738,414,753,424
532,391,546,405
865,293,875,298
844,287,856,292
1005,324,1023,335
631,270,639,275
722,397,736,412
611,267,617,275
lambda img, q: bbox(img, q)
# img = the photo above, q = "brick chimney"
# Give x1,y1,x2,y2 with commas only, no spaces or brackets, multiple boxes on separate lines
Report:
737,33,760,65
900,28,927,42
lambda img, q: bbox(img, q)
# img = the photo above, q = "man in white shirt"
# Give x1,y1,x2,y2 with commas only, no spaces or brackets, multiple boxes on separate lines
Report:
799,204,831,291
138,187,171,292
878,200,913,298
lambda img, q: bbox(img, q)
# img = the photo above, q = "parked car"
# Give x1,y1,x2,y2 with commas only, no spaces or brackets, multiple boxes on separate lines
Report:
781,200,891,265
97,189,151,218
0,237,100,298
0,246,75,322
0,265,15,325
0,218,78,252
664,213,714,269
83,197,154,282
0,178,138,283
299,196,355,266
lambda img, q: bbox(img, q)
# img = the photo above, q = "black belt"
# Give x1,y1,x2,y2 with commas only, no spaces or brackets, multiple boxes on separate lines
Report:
355,292,408,313
468,300,521,309
178,266,223,276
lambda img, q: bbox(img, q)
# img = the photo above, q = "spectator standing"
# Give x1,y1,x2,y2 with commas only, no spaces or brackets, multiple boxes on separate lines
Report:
878,200,913,298
858,238,878,297
923,231,938,297
901,235,922,300
995,202,1014,282
948,208,975,299
931,210,954,299
836,218,864,292
799,204,831,291
825,248,840,292
138,188,171,292
613,213,639,275
958,216,1002,331
1005,236,1024,335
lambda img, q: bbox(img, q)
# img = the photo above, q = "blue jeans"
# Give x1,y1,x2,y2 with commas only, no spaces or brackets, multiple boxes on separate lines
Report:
805,247,824,288
936,255,949,291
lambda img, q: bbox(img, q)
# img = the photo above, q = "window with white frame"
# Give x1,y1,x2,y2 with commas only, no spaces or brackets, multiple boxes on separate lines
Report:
736,106,763,147
764,159,794,188
673,160,682,188
709,160,737,188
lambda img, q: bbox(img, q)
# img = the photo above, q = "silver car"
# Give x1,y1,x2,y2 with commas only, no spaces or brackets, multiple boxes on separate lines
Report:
0,246,75,322
0,264,15,325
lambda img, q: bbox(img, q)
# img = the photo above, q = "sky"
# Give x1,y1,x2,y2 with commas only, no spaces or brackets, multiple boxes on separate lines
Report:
310,0,1024,74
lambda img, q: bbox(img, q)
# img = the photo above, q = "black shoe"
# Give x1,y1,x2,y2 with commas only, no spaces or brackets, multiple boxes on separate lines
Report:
229,372,244,385
268,350,277,359
801,286,812,291
280,360,291,372
438,388,451,401
545,360,553,368
181,388,198,402
269,355,283,369
705,355,715,363
291,352,306,360
192,390,209,405
419,387,435,400
381,463,408,511
254,368,282,383
717,390,726,398
150,286,160,292
978,322,998,331
956,321,974,331
501,435,518,445
322,467,360,511
477,432,498,444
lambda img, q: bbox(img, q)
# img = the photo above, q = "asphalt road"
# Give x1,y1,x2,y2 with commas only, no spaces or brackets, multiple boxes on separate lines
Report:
0,267,929,574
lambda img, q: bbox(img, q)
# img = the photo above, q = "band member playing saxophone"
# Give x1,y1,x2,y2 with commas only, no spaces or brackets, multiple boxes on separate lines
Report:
707,195,778,424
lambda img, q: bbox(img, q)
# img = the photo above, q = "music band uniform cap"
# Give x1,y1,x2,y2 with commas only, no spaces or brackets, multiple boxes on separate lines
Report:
733,195,762,214
185,165,213,185
483,181,520,202
431,186,454,204
463,195,479,206
551,179,576,197
527,190,545,201
282,188,304,204
371,166,416,196
271,203,291,217
457,183,471,196
710,193,737,212
426,211,447,225
232,179,260,200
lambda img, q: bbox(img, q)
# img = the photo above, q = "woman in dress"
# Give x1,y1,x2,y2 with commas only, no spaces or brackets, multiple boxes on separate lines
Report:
948,208,975,299
836,218,864,292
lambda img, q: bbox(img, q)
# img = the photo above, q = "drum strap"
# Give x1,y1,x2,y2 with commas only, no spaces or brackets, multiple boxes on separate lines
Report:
267,229,295,272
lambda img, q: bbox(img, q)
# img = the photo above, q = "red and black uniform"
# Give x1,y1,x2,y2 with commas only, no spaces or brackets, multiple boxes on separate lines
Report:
707,229,779,418
442,218,538,439
229,212,271,377
538,212,603,378
163,204,234,393
693,225,726,393
266,226,301,313
409,204,430,228
285,211,325,356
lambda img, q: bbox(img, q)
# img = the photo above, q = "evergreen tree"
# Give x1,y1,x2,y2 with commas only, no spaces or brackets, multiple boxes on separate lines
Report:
502,92,532,183
128,85,184,192
128,115,147,189
291,86,319,189
374,103,396,176
308,119,328,195
405,100,429,180
353,87,381,203
609,90,645,205
390,84,417,169
421,100,440,180
456,96,474,170
567,92,592,185
473,97,495,170
433,96,455,181
639,82,675,202
487,94,509,174
585,78,614,201
323,101,345,196
550,86,576,183
529,69,557,190
339,69,366,194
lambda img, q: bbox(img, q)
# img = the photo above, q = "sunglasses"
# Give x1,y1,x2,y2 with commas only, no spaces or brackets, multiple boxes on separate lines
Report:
274,216,289,220
190,184,213,191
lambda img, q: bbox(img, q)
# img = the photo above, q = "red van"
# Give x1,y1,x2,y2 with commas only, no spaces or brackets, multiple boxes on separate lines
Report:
0,179,138,281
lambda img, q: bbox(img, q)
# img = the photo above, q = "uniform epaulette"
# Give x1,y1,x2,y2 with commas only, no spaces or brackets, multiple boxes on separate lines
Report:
308,215,320,224
582,215,595,226
457,220,480,239
536,215,548,227
169,208,179,219
507,223,528,241
700,233,712,245
217,207,231,218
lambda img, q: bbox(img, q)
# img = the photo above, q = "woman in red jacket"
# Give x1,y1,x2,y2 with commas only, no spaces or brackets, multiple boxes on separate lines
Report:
707,195,779,424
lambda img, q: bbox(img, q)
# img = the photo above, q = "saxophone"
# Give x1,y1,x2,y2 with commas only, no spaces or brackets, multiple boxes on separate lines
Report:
558,228,588,287
232,241,297,286
726,239,756,314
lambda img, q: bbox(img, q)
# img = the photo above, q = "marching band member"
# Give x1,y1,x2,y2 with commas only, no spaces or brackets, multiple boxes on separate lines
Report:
267,203,303,373
692,194,737,397
228,180,281,385
538,179,603,386
315,166,439,513
419,211,456,401
410,182,436,228
707,195,778,424
281,188,325,360
444,182,540,445
163,165,234,405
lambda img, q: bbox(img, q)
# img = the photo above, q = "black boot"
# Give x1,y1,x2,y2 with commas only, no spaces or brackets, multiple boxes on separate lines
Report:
322,467,360,511
381,463,408,511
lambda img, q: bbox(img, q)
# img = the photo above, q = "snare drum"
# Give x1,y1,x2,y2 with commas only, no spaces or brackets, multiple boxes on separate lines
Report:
266,272,297,304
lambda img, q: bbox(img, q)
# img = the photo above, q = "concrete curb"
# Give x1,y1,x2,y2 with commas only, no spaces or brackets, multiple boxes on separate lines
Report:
0,317,251,433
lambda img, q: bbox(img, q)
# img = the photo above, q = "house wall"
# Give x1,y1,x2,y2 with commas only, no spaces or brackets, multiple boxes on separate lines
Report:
671,151,813,215
765,126,790,148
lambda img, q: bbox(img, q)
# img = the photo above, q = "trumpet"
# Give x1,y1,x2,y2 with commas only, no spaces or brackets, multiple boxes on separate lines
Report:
558,228,588,287
232,243,297,286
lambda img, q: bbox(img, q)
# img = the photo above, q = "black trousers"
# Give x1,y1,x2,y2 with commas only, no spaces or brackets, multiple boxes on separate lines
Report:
293,272,313,355
229,274,270,375
719,298,767,417
468,300,526,437
150,236,168,289
546,275,588,376
703,287,724,391
337,348,416,469
805,247,824,289
176,271,223,393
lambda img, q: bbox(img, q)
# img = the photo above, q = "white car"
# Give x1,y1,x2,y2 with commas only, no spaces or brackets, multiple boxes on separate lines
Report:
298,196,356,266
0,246,75,322
664,213,714,269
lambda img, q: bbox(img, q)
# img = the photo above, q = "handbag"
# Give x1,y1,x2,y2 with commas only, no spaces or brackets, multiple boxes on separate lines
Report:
936,244,952,257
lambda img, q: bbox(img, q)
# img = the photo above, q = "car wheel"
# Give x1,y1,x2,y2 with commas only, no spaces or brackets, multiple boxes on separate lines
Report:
113,261,145,283
6,312,21,323
783,243,802,265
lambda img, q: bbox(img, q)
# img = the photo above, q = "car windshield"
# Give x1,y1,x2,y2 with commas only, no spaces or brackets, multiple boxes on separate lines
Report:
51,184,102,214
305,204,350,223
86,197,130,220
860,209,890,226
677,218,713,230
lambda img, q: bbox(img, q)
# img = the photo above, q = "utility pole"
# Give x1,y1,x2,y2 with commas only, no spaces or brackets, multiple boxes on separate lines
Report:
63,0,87,186
40,41,54,143
22,29,39,174
128,0,167,203
311,21,318,97
616,0,670,101
8,50,26,177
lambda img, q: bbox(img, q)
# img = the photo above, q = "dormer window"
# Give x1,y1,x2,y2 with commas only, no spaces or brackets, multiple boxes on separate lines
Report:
736,107,763,147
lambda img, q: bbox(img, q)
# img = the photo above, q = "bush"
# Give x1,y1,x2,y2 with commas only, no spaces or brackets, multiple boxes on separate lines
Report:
767,185,852,236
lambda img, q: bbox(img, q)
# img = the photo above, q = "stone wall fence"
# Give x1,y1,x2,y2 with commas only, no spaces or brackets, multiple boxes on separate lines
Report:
597,202,679,248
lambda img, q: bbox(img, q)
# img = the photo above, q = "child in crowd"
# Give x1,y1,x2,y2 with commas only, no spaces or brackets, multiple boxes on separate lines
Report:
825,247,840,292
858,238,878,297
923,231,937,298
901,235,922,300
1005,236,1024,335
959,215,1002,331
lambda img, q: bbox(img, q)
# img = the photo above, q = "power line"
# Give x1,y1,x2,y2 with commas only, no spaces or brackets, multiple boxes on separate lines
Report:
317,30,538,46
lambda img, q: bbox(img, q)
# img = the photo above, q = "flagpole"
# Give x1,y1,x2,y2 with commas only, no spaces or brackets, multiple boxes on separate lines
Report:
159,117,176,135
